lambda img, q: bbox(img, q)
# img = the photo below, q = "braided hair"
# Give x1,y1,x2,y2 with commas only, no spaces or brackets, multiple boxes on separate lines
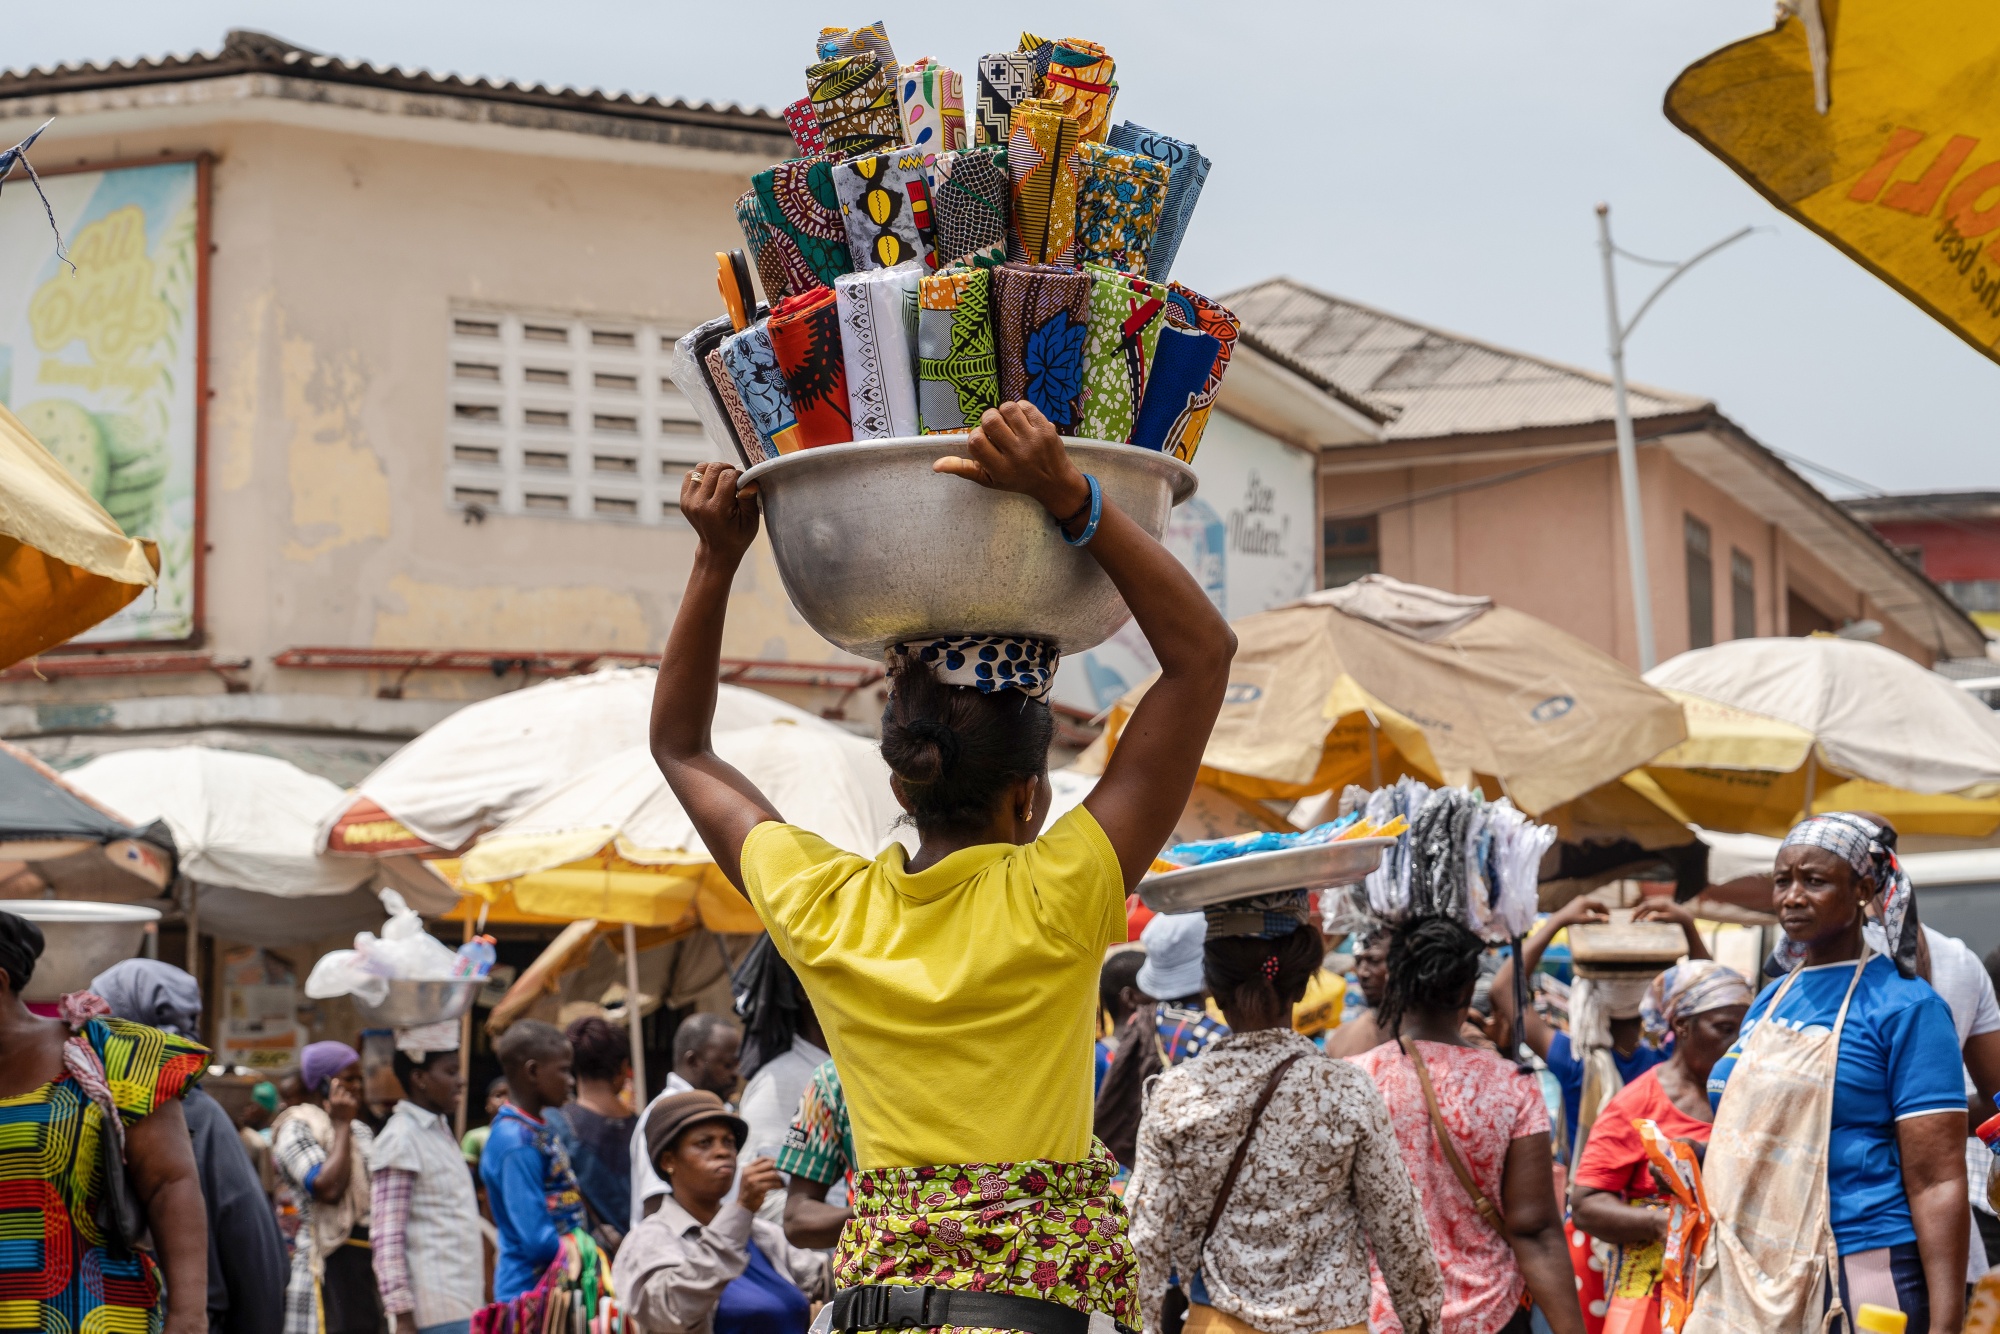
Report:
1203,924,1324,1023
1376,914,1484,1038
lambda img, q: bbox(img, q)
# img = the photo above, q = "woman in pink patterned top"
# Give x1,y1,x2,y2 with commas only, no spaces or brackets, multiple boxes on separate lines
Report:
1351,917,1586,1334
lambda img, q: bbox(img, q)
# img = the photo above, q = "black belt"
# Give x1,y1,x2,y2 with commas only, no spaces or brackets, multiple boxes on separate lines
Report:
829,1285,1136,1334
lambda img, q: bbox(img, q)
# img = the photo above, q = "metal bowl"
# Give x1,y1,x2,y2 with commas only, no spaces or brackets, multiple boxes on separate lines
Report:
739,437,1197,658
351,978,483,1028
5,900,161,1002
1137,837,1397,914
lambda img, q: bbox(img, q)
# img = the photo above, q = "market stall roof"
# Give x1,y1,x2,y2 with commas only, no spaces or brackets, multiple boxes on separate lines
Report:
63,745,401,944
320,672,817,856
455,717,910,929
1095,574,1688,817
0,740,175,897
0,404,160,670
1639,636,2000,837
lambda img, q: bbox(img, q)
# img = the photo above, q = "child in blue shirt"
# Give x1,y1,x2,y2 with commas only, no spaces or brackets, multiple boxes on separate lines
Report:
480,1020,585,1302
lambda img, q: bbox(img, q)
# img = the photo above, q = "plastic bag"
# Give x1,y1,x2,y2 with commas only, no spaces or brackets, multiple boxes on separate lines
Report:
302,889,460,1003
304,950,388,1006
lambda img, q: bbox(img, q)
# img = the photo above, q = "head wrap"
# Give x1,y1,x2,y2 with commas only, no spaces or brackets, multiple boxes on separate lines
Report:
1203,889,1313,939
252,1081,280,1114
1777,812,1917,977
896,635,1059,700
301,1040,360,1094
394,1021,461,1059
91,959,203,1038
1640,959,1755,1044
0,910,44,993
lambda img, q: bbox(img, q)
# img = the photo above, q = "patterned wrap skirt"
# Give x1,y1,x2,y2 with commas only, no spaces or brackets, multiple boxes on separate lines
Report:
834,1141,1138,1333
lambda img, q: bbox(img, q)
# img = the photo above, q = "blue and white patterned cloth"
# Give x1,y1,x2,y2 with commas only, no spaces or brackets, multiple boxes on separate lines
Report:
897,635,1058,699
1777,811,1919,977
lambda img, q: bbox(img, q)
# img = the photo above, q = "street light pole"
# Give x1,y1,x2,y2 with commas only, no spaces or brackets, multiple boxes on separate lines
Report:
1594,204,1755,672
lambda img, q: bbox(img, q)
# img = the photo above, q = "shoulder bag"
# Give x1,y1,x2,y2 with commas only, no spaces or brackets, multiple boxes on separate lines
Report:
1400,1036,1511,1239
1160,1051,1305,1334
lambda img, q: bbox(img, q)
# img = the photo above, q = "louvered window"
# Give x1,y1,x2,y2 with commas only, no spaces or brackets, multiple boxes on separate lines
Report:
445,310,713,524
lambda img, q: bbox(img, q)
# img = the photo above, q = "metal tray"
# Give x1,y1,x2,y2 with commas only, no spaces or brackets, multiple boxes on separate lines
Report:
1138,836,1396,914
352,978,483,1028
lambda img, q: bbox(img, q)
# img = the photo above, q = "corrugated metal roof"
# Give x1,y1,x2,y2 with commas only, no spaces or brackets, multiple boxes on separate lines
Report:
1223,275,1709,440
0,29,785,137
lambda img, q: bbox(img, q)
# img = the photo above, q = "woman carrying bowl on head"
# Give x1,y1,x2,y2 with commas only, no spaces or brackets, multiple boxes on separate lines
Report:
1568,960,1752,1334
650,399,1236,1334
1693,812,1969,1334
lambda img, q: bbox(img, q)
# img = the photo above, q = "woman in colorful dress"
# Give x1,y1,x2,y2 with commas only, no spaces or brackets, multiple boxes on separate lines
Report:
651,400,1235,1334
0,909,211,1334
1568,960,1751,1334
1353,916,1587,1334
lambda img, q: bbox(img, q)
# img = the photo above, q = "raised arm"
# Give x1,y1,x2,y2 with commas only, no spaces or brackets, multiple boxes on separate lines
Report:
650,462,784,891
935,402,1235,888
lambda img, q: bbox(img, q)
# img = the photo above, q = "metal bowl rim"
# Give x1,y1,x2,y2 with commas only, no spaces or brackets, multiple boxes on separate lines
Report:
738,435,1199,504
7,901,163,923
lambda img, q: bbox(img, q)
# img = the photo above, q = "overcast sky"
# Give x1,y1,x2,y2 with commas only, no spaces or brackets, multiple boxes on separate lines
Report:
11,1,1996,495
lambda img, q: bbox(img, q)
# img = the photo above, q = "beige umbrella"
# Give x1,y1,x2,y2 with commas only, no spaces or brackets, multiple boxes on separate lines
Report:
1096,575,1688,818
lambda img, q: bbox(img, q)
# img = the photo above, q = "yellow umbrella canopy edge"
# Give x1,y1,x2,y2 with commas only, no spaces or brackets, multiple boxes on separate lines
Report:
0,403,160,668
1665,0,2000,364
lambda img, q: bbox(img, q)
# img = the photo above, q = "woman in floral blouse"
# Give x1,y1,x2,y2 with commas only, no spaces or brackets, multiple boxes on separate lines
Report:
1128,910,1443,1334
1353,916,1586,1334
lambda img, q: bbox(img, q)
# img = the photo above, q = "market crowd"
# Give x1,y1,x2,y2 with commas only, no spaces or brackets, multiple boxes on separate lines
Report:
0,414,1994,1334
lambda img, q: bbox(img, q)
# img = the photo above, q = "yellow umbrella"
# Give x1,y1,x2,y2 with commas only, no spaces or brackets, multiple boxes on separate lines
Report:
1666,0,2000,362
0,403,158,667
1097,576,1688,818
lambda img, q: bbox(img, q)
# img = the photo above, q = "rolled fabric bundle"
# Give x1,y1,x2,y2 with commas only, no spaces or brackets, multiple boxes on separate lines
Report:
719,324,802,457
898,59,966,159
1130,325,1223,455
705,346,771,464
1105,122,1211,281
974,51,1036,147
916,267,999,434
1040,39,1117,143
835,263,923,440
1007,98,1081,265
1160,283,1242,460
992,261,1091,432
751,158,852,296
735,190,789,302
767,287,853,448
807,54,902,160
1074,142,1170,272
1077,264,1167,443
818,21,896,66
782,98,826,157
1018,31,1056,86
930,145,1010,268
831,149,936,272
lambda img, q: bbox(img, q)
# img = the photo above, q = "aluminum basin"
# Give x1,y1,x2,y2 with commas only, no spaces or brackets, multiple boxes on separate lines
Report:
739,436,1197,659
1137,838,1396,914
5,900,161,1002
352,978,483,1029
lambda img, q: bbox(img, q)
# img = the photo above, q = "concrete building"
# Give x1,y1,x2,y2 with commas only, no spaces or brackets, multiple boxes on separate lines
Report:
1219,276,1985,668
1842,491,2000,633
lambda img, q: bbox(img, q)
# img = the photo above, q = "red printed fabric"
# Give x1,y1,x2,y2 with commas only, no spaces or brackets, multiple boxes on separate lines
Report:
784,98,826,156
1352,1040,1550,1334
1572,1069,1712,1201
767,287,852,447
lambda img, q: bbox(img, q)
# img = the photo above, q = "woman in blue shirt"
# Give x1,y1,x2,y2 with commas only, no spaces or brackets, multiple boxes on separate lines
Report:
1703,813,1968,1334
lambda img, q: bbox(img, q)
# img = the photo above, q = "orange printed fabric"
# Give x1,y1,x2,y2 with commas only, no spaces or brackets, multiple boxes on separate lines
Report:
1007,99,1082,265
1040,39,1118,143
1634,1118,1711,1334
767,287,852,448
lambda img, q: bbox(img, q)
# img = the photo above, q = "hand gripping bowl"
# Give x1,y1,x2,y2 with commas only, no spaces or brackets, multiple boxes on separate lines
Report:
737,436,1198,658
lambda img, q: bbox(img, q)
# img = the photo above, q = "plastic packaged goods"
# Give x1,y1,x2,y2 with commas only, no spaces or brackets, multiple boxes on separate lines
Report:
303,889,467,1003
454,935,497,979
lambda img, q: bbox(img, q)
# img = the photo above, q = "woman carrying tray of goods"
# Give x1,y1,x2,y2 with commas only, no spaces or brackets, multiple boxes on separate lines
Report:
649,399,1236,1334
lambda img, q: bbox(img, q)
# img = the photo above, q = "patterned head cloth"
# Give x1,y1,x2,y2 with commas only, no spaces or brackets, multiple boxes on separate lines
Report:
1639,959,1755,1044
1777,811,1918,977
1203,889,1314,940
896,635,1058,700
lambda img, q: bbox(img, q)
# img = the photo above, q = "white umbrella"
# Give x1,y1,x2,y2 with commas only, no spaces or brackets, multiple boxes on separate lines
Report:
65,746,392,945
320,670,824,854
1646,637,2000,796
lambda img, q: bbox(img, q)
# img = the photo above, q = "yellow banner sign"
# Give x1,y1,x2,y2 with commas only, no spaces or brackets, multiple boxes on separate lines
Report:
1666,1,2000,362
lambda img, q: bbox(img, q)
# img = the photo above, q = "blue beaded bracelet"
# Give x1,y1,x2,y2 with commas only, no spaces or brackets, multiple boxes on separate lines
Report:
1056,473,1103,547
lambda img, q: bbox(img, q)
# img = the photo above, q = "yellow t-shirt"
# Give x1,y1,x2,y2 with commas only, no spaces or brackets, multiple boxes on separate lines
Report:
740,805,1125,1170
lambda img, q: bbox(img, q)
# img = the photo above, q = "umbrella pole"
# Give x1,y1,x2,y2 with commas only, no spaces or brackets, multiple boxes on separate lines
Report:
1802,751,1818,821
456,913,475,1139
183,880,198,974
624,921,647,1107
1367,715,1383,789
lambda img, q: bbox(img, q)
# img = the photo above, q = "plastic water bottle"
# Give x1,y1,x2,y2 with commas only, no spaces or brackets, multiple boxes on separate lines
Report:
454,935,497,978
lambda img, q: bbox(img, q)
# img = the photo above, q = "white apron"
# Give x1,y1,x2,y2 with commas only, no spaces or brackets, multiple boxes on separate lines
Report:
1685,953,1867,1334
